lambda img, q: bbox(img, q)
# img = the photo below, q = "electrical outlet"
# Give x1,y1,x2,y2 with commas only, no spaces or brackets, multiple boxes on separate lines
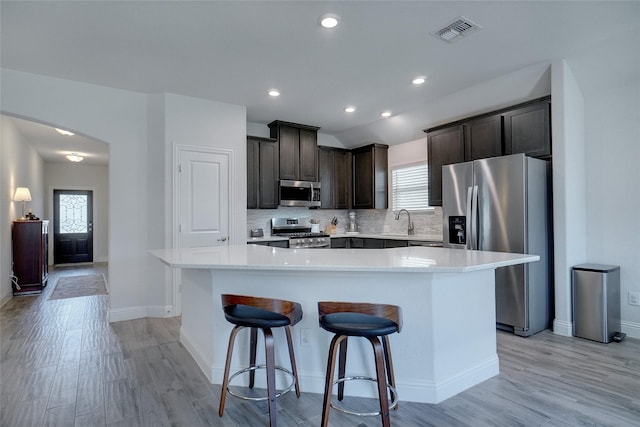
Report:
629,291,640,306
300,328,312,347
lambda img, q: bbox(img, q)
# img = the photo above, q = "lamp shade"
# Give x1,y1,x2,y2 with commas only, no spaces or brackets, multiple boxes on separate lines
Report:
13,187,32,202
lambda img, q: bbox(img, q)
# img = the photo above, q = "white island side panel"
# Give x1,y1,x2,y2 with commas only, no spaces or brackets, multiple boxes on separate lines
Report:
180,267,499,404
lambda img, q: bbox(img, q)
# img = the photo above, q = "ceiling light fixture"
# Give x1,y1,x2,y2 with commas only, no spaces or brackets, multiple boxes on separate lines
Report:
344,106,356,113
319,13,339,29
66,153,84,162
380,111,392,118
55,128,74,136
412,76,426,85
268,89,280,97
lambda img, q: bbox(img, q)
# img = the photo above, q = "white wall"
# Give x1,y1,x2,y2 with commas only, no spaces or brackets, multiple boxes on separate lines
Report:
551,60,587,336
43,162,109,263
0,116,45,305
1,69,150,318
1,70,248,320
584,81,640,335
162,93,247,244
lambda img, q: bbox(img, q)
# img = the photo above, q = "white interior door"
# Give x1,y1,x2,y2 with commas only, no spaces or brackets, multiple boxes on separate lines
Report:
178,147,230,248
173,145,232,315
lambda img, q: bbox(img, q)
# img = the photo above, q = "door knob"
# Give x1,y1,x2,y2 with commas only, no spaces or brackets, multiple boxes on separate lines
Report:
218,236,228,242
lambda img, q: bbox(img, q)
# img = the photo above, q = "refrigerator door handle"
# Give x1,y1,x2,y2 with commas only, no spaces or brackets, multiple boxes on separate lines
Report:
471,185,479,250
466,187,473,250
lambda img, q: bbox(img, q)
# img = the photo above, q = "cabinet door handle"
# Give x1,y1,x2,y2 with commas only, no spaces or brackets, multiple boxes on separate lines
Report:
217,236,228,242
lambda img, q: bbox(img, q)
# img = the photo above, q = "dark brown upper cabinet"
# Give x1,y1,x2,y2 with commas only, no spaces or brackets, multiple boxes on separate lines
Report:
318,146,352,209
425,96,551,206
352,144,388,209
268,120,320,182
464,114,503,161
504,99,551,158
247,136,279,209
427,126,464,206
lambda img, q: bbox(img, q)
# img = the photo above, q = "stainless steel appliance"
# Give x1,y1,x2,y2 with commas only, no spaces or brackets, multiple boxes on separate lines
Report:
271,217,330,248
279,180,321,207
347,211,358,232
442,154,551,336
572,264,624,343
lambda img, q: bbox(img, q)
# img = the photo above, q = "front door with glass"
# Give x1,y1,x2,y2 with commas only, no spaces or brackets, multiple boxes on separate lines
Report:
53,189,93,264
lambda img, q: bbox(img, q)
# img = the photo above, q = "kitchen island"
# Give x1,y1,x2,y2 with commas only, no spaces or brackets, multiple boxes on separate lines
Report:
150,244,539,404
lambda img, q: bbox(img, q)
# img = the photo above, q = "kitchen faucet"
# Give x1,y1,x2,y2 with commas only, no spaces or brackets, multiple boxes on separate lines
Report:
394,209,414,235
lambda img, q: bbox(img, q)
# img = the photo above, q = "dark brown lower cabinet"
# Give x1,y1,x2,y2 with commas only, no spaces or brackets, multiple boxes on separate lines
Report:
12,220,49,295
248,240,288,248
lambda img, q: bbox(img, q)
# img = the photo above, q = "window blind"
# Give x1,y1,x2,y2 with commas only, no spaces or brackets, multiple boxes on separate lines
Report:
392,162,429,211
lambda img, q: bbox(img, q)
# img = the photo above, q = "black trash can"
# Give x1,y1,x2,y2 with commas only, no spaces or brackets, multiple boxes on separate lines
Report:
572,264,624,343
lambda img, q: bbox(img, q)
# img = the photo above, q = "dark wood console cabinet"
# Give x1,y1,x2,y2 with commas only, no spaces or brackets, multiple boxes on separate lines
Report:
12,220,49,295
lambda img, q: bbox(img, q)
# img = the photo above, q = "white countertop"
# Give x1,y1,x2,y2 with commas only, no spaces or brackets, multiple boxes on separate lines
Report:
151,244,538,273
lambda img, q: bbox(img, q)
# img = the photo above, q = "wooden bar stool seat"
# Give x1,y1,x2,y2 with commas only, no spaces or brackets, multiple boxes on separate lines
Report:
318,301,402,427
219,294,303,427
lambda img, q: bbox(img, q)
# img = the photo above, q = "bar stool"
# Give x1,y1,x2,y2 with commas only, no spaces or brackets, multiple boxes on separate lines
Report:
318,301,402,427
219,294,303,427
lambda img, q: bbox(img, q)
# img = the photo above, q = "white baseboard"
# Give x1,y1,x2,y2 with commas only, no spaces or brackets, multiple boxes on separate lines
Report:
0,294,12,308
621,320,640,339
207,355,499,404
553,319,573,337
181,327,214,383
109,305,174,322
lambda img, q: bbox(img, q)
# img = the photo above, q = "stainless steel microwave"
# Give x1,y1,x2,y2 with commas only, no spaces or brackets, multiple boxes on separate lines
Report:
279,180,321,207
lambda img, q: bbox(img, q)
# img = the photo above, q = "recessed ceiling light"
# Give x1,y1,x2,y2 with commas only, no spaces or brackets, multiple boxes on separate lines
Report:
344,106,356,113
268,89,280,97
412,76,426,85
66,153,84,162
55,128,74,136
319,14,339,29
380,111,392,118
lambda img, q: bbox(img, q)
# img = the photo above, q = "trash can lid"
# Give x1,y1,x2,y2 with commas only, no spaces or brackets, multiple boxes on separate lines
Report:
573,263,620,272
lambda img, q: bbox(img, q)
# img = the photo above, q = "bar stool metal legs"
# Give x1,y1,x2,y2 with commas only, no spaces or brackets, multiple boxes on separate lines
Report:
218,294,303,427
318,301,403,427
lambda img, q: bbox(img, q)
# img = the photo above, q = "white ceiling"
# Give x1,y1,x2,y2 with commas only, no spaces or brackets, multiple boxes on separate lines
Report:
2,1,639,164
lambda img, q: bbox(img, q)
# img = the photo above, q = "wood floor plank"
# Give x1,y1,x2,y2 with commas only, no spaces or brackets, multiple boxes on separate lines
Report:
103,378,139,424
76,372,104,416
1,262,639,427
47,370,79,409
41,402,76,427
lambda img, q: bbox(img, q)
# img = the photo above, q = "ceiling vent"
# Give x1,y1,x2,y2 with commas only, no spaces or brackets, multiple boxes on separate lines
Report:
431,16,481,43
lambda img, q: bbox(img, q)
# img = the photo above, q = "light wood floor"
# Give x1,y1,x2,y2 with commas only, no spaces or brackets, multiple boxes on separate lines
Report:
1,263,639,426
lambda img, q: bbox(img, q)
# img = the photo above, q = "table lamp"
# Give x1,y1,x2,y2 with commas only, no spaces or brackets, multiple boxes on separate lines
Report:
13,187,32,220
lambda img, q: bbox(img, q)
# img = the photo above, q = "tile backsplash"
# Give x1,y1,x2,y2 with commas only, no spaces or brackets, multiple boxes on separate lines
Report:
247,207,443,238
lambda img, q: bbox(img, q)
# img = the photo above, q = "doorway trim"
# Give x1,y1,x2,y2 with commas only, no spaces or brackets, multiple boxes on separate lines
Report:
171,143,235,316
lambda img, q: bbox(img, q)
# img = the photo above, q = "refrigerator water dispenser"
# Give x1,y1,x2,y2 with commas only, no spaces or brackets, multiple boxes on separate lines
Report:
448,216,466,245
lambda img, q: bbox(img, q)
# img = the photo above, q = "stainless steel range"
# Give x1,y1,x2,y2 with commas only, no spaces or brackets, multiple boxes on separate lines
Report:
271,218,330,248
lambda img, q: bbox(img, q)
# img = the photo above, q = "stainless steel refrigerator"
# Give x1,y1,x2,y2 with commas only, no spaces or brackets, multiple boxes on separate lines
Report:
442,153,552,336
